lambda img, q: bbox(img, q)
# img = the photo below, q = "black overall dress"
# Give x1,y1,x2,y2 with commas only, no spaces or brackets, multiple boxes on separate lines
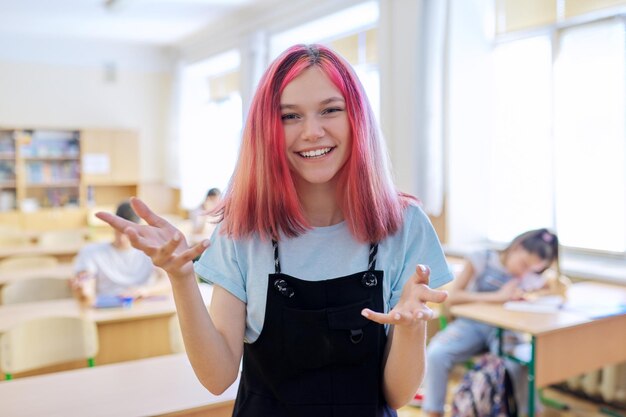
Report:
232,241,398,417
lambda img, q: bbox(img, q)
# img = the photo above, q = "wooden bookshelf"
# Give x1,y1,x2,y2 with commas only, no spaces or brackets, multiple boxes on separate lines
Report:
0,128,140,230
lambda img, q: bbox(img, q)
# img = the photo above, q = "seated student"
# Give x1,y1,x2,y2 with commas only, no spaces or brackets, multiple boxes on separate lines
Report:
188,187,221,244
422,228,560,417
70,201,169,306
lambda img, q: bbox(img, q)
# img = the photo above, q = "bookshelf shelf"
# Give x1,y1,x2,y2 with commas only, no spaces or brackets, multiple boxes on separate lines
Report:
24,156,80,161
26,181,81,188
0,128,139,215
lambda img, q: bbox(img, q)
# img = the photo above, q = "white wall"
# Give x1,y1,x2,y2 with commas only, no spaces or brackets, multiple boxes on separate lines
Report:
0,36,175,183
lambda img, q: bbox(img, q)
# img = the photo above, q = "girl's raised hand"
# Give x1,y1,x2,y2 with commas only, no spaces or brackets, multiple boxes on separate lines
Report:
361,265,447,327
95,197,209,281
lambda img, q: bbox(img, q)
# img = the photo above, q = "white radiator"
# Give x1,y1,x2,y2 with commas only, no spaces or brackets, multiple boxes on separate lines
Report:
566,363,626,404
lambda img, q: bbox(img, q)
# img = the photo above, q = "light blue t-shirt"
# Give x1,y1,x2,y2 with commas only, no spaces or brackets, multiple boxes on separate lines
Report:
194,203,453,343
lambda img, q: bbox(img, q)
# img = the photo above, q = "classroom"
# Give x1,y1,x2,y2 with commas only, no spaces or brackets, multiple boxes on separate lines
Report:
0,0,625,416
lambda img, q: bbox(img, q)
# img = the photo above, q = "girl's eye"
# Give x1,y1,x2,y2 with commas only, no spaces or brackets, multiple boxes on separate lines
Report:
322,107,343,115
281,113,298,121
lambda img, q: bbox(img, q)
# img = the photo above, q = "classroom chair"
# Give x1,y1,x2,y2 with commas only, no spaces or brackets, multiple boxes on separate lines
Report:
0,230,29,247
0,316,99,380
0,255,59,271
38,229,87,247
0,277,73,305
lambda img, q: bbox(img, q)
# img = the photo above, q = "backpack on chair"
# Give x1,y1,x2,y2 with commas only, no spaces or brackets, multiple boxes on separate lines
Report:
451,353,518,417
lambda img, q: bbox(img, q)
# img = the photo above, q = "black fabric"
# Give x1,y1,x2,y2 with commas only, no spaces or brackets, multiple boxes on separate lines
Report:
504,369,518,417
232,244,396,417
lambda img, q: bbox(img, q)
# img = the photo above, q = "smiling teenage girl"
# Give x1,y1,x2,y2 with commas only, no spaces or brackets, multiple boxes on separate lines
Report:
97,44,453,417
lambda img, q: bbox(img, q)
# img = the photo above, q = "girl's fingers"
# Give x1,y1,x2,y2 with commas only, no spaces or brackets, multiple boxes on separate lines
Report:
166,240,210,269
414,264,430,285
130,197,170,228
124,227,158,256
186,240,211,261
154,232,183,260
361,307,432,325
95,211,137,233
361,308,397,324
415,308,433,320
420,288,448,304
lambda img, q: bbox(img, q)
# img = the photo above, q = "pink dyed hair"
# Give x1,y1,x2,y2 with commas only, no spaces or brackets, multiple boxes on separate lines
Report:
218,44,413,242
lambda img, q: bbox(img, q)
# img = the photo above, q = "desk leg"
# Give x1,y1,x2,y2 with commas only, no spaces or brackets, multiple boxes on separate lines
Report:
498,328,536,417
528,335,536,417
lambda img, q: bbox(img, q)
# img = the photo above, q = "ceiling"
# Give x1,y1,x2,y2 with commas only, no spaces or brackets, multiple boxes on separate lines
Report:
0,0,266,45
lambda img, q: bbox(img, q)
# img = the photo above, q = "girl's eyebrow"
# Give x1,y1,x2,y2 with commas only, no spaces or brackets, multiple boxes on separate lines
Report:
280,96,345,110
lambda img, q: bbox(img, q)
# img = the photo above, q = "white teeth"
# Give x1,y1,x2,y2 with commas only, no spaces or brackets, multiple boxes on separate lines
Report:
299,147,332,158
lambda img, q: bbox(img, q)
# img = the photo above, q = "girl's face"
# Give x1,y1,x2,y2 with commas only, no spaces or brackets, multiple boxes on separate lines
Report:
280,66,351,190
504,247,550,278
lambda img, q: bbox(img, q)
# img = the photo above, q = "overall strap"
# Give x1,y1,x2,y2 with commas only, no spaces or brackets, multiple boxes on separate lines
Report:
271,240,281,274
368,243,379,271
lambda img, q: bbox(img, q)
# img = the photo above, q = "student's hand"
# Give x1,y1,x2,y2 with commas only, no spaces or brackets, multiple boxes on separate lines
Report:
495,279,524,302
361,265,447,328
95,197,209,281
69,272,96,306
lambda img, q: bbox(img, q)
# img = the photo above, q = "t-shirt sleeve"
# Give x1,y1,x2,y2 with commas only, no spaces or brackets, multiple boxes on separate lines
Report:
464,250,490,291
389,205,454,308
193,224,247,303
74,245,97,275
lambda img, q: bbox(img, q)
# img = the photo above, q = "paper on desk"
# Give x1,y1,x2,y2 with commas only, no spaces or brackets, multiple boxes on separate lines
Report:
563,301,626,319
504,295,564,313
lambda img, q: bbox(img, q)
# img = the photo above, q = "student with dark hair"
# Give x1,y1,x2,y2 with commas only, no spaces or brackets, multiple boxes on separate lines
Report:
70,201,168,305
189,187,222,244
423,228,560,417
97,44,453,416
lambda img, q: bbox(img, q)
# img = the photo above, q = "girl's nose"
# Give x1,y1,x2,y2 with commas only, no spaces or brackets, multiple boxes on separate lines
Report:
301,117,324,141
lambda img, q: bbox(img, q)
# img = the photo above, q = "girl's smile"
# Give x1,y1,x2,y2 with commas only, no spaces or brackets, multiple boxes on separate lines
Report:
296,146,336,159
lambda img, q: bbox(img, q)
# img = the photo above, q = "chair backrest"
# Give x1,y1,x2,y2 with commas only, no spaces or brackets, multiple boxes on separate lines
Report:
0,255,59,271
0,277,73,305
0,231,29,247
0,316,99,375
38,230,86,247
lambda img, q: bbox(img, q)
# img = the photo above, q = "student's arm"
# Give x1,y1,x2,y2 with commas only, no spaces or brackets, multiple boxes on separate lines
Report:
444,259,522,306
363,265,447,409
96,197,245,393
70,249,97,305
170,276,246,394
69,270,96,306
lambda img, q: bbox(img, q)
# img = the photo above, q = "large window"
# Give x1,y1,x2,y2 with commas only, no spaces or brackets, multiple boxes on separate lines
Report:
177,50,242,210
490,36,553,243
490,17,625,254
553,20,625,253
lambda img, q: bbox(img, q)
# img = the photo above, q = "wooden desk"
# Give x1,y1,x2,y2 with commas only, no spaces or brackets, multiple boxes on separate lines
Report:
450,282,626,417
0,242,85,263
0,263,74,287
0,284,213,379
0,353,237,417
